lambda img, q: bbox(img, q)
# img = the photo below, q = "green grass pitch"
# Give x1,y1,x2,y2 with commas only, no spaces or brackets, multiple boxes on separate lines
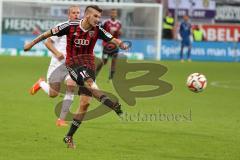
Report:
0,55,240,160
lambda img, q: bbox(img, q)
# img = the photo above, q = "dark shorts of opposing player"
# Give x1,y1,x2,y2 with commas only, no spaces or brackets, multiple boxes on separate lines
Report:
102,42,119,60
67,65,96,97
181,39,191,47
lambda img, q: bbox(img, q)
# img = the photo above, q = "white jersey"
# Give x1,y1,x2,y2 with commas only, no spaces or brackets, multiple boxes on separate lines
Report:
48,21,68,68
47,21,70,83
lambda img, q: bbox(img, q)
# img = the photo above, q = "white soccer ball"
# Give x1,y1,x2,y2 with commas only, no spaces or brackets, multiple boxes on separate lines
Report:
186,73,207,93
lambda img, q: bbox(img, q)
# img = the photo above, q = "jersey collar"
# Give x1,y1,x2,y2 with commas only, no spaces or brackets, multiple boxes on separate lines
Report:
109,18,119,24
79,19,90,32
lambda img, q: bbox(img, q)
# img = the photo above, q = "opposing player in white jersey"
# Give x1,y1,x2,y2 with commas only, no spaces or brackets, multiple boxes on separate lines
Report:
29,5,80,127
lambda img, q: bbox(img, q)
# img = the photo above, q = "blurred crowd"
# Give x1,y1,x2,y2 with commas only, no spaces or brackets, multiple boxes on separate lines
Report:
162,11,205,42
162,0,240,42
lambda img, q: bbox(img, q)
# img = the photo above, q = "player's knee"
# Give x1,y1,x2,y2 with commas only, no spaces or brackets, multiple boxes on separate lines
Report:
80,102,90,110
49,84,60,98
85,80,98,90
85,78,94,87
66,79,76,87
66,85,75,93
64,91,74,101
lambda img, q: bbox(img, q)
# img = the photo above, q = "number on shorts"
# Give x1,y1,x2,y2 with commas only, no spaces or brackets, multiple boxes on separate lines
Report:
80,70,89,79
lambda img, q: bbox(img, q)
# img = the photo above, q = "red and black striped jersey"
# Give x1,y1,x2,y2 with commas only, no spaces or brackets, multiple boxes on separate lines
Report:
51,19,113,70
102,19,121,46
102,19,121,39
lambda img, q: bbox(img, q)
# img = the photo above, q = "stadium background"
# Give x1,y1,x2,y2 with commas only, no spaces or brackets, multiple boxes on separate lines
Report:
0,0,240,160
1,0,240,61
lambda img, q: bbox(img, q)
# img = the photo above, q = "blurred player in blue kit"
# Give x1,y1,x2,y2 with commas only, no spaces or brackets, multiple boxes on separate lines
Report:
179,15,192,62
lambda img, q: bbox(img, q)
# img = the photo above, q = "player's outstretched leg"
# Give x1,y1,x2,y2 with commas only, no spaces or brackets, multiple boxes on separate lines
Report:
29,78,59,97
67,66,123,116
57,91,74,127
57,79,75,127
63,95,90,148
84,78,123,116
56,91,74,127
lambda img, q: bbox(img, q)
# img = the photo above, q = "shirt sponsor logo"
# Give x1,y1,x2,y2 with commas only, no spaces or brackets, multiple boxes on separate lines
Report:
74,39,90,47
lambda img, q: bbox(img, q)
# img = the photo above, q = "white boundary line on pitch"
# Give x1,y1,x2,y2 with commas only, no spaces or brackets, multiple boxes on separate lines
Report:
210,80,240,90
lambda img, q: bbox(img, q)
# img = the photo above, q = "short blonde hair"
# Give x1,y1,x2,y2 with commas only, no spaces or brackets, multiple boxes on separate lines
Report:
68,5,80,15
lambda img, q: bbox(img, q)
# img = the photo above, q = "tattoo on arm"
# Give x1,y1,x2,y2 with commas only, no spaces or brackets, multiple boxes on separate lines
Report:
32,30,52,45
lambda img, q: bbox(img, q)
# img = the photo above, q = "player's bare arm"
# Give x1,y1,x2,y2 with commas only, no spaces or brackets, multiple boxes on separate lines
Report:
111,38,128,50
44,38,64,61
24,30,52,51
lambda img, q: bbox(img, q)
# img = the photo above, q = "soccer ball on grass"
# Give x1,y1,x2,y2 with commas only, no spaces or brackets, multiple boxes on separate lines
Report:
186,73,207,93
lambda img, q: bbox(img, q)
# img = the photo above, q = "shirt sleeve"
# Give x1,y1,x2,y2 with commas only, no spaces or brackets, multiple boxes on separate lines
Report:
49,36,59,42
98,25,113,42
51,22,70,37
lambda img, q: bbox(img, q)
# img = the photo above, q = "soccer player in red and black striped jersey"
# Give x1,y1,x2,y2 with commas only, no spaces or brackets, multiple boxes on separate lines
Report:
96,9,122,80
24,5,129,149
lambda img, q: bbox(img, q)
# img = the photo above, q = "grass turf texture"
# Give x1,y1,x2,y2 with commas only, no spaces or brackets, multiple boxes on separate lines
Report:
0,55,240,160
